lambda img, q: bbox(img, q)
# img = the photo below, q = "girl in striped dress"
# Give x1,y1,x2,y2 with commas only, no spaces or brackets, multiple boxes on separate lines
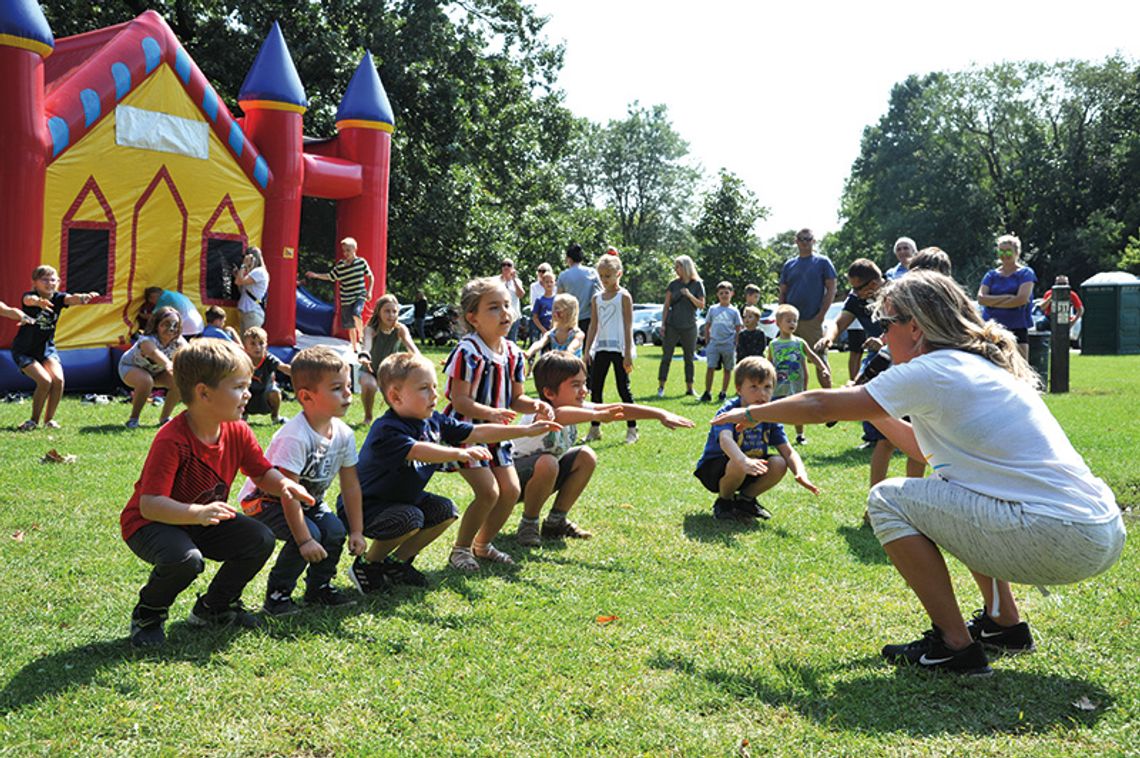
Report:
443,277,555,571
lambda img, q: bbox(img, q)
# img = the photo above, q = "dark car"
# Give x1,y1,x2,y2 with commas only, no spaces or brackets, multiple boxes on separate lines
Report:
632,309,660,346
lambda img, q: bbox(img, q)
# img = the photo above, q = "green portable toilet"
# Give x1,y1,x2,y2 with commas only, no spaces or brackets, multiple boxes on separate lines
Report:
1079,272,1140,355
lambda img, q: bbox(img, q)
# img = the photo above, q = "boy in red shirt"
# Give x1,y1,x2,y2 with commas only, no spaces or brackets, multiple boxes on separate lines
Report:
121,339,313,647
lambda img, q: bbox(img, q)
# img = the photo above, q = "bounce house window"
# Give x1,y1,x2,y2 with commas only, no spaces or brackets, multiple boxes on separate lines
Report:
203,238,246,304
66,227,110,297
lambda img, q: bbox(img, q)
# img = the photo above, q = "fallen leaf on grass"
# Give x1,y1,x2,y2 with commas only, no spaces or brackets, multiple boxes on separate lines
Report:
41,449,77,464
617,503,633,509
11,531,25,542
1072,696,1098,711
739,738,751,758
596,615,618,625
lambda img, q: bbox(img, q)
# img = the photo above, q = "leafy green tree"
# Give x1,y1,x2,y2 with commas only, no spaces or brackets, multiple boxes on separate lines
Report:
693,170,769,293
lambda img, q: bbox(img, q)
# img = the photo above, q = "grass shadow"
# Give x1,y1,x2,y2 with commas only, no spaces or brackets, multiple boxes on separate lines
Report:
648,652,1114,737
800,446,872,467
836,524,890,565
682,511,791,546
77,424,142,434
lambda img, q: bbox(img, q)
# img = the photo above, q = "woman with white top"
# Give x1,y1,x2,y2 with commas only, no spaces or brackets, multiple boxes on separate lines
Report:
713,271,1124,676
234,246,270,333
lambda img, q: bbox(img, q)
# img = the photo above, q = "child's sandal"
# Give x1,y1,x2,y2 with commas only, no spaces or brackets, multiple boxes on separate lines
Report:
16,419,37,432
448,546,480,572
473,542,514,565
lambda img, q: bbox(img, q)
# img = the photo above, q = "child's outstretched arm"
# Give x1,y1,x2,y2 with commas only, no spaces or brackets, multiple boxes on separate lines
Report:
338,466,367,556
553,404,624,425
509,380,554,420
601,402,693,429
567,328,585,356
524,331,550,361
0,302,32,324
775,442,819,495
466,419,562,445
254,468,316,511
409,440,493,466
63,292,98,306
802,340,830,381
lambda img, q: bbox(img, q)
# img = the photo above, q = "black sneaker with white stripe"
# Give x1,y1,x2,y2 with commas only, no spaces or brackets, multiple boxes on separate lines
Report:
881,625,993,676
966,608,1036,655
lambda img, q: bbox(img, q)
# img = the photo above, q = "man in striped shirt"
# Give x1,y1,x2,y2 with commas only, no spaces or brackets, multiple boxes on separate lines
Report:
306,237,375,352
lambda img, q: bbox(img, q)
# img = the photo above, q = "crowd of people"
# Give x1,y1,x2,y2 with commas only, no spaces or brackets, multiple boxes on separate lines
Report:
3,231,1124,679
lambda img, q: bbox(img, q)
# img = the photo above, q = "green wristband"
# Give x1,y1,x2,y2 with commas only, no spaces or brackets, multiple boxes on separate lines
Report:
745,407,756,423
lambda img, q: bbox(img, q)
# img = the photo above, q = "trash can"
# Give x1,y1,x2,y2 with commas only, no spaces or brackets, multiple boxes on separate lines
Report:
1027,330,1050,390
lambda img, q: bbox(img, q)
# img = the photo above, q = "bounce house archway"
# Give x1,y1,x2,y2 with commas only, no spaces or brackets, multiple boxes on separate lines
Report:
0,1,396,392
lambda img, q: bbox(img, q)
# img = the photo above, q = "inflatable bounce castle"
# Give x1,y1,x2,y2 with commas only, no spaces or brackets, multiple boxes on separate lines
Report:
0,0,393,391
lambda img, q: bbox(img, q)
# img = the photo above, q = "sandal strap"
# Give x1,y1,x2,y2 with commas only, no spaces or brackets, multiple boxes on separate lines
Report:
473,542,514,565
448,546,480,572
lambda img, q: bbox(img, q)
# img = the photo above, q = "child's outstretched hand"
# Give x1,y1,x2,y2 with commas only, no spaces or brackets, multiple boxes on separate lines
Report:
533,400,556,421
348,532,367,556
710,406,758,430
488,408,518,424
659,411,694,430
794,472,820,495
522,420,563,437
299,538,329,564
193,501,236,526
457,446,493,465
280,480,316,508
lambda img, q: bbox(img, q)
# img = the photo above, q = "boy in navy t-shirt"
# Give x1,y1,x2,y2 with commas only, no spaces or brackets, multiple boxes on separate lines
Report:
695,356,818,521
344,353,559,590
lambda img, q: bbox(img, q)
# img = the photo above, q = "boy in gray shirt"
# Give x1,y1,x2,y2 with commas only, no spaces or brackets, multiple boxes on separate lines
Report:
700,281,743,402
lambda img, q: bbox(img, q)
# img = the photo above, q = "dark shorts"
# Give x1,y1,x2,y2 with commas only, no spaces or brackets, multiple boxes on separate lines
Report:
1010,327,1029,345
515,448,581,501
694,455,773,494
346,492,459,540
340,298,366,328
245,384,278,415
13,345,58,370
862,420,886,443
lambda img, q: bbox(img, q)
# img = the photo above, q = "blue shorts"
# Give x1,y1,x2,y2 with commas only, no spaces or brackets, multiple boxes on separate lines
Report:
13,344,58,370
340,298,366,328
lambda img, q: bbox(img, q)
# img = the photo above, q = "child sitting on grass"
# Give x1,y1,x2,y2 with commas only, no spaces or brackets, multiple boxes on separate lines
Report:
238,347,365,616
121,339,314,648
512,351,694,546
767,304,830,445
695,356,818,521
241,327,292,424
346,352,559,590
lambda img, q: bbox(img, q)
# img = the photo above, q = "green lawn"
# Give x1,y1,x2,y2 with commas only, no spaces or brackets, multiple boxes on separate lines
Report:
1,349,1136,755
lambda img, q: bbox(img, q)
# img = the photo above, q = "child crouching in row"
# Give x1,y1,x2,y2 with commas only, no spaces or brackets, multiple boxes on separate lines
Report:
695,356,818,521
345,352,560,590
510,351,694,545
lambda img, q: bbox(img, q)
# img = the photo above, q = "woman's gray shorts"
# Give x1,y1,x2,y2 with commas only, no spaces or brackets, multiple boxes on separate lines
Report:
867,476,1125,586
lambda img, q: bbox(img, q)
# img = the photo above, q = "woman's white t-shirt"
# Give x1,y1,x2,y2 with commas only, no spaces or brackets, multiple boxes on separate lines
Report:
866,349,1117,524
238,267,270,314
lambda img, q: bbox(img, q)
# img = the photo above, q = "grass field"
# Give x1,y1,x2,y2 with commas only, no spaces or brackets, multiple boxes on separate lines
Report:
0,348,1136,756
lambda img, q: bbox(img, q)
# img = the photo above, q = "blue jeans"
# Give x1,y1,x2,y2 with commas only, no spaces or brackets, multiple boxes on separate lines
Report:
254,502,346,595
507,318,522,344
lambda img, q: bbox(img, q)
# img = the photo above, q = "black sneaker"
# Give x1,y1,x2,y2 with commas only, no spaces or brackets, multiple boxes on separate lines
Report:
795,434,807,445
303,584,357,608
881,626,993,676
348,556,389,594
966,609,1036,655
263,590,301,617
699,391,712,403
188,596,265,630
129,603,168,648
717,391,727,402
733,495,772,520
713,497,737,520
382,556,430,588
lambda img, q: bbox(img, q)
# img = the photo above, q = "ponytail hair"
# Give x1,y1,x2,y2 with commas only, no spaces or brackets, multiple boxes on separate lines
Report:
879,271,1041,389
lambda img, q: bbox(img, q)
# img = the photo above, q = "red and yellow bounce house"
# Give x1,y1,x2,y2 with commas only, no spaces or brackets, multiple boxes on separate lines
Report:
0,0,394,391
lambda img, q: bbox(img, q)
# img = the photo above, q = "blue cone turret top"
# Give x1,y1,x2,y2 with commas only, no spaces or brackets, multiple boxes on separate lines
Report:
238,21,308,112
336,52,394,132
0,0,55,57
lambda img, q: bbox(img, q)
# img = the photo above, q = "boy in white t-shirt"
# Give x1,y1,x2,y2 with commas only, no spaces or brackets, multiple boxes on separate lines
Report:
513,351,693,546
238,347,366,616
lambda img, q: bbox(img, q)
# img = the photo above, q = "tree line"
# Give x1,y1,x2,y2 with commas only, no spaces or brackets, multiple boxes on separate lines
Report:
43,1,1140,302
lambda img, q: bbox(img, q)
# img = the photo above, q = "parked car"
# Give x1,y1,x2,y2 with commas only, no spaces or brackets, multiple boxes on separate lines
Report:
397,303,414,325
631,308,660,346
